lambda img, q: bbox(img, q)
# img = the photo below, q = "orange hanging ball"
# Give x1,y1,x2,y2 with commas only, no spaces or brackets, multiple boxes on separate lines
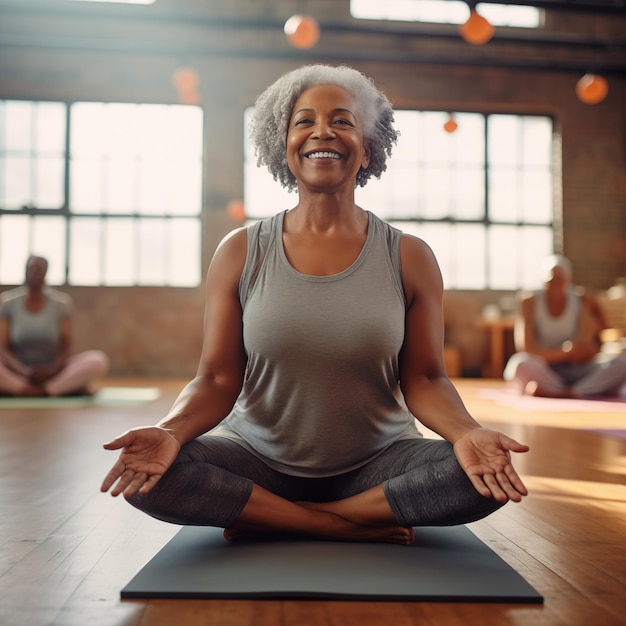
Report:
444,118,458,133
227,199,246,222
284,14,320,50
172,66,199,92
576,73,609,105
459,10,494,45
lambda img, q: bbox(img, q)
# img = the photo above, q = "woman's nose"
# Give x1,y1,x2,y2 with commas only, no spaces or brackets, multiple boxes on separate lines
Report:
313,122,335,140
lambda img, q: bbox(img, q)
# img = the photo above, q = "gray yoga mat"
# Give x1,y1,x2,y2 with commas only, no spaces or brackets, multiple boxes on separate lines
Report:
121,525,543,603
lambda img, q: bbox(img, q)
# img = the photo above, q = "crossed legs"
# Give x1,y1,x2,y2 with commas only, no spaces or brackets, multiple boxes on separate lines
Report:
127,436,503,544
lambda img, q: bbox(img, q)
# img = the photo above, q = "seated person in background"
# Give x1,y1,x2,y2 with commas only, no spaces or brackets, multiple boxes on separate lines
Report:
504,254,626,398
0,255,109,396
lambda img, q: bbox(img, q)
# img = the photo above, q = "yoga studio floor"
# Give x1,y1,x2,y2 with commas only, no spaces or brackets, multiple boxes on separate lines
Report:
1,377,624,626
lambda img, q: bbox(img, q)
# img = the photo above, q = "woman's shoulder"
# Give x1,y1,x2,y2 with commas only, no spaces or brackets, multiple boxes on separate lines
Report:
212,226,249,273
398,230,438,265
0,286,27,306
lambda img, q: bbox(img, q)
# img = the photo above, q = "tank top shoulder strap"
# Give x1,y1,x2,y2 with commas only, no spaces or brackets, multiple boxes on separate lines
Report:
368,212,405,305
238,212,283,309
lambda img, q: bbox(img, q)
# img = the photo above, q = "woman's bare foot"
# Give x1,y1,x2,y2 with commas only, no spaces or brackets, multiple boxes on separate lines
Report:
19,382,47,397
224,516,415,545
231,484,414,546
524,381,574,399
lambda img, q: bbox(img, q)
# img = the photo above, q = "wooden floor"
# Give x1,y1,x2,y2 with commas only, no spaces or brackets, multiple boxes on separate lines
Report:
1,378,624,626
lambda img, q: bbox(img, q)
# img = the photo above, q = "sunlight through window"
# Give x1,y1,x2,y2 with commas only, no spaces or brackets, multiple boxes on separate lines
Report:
350,0,542,28
0,100,203,287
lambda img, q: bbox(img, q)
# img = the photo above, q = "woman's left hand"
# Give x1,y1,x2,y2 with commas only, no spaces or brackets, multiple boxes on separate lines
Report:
453,428,529,503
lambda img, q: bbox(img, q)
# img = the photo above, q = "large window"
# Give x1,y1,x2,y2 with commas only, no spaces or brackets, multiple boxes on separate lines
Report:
0,100,203,287
244,110,554,290
351,0,542,28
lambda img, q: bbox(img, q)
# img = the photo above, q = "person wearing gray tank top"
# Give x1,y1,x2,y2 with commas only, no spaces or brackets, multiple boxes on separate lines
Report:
0,255,109,396
102,64,530,544
504,255,626,397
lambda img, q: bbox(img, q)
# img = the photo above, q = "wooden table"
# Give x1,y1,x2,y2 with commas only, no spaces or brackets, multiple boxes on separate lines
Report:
478,315,515,378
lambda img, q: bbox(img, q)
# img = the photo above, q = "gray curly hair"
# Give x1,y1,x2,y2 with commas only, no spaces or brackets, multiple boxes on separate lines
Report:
249,64,398,192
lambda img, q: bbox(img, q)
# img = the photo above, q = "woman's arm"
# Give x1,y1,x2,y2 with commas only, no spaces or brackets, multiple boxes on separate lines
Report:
397,235,529,502
100,227,250,498
0,317,31,375
397,234,481,443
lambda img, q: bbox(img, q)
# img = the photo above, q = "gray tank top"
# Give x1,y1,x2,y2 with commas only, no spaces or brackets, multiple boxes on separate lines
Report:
0,286,72,365
534,288,580,348
210,210,421,477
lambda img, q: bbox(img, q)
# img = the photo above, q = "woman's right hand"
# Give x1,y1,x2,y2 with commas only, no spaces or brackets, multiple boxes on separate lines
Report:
100,426,181,499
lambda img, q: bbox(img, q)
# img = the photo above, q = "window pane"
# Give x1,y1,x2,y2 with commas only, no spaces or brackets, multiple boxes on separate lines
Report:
107,157,136,214
452,113,485,166
4,156,30,209
71,103,109,157
350,0,540,27
35,103,66,153
104,218,134,285
31,216,66,284
0,215,30,283
421,166,451,219
167,105,203,158
489,168,518,222
69,217,102,285
35,156,65,208
488,115,519,166
489,225,519,289
520,226,552,289
5,101,32,151
521,170,552,223
453,167,484,220
167,158,203,215
244,166,294,218
138,218,166,285
522,117,552,166
71,160,104,213
488,225,552,290
138,158,169,215
167,218,201,286
392,111,420,166
70,102,203,217
0,215,66,284
454,224,486,289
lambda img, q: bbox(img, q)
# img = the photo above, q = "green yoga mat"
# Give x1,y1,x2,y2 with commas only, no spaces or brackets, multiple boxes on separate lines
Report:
0,386,160,408
121,525,543,603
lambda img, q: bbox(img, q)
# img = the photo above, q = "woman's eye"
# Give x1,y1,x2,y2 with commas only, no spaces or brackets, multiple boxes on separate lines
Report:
334,119,352,126
294,118,311,126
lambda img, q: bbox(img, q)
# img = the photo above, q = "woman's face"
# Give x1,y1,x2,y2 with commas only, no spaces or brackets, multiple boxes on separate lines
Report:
286,84,370,193
25,257,47,291
546,265,570,294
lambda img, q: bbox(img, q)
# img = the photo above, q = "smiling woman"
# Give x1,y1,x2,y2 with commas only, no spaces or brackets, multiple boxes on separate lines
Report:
285,84,371,199
248,65,397,192
101,64,529,546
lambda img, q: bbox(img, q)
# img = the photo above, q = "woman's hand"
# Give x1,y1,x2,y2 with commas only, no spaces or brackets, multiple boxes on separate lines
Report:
453,428,529,503
100,426,181,499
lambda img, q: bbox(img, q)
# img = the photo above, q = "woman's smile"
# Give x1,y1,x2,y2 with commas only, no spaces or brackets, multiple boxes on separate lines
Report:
287,84,370,191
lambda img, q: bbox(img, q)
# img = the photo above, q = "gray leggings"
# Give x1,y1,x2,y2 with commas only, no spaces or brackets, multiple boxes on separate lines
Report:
128,436,503,528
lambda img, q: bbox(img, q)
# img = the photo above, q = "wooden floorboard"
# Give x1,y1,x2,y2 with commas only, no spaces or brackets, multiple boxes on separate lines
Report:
1,377,624,626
